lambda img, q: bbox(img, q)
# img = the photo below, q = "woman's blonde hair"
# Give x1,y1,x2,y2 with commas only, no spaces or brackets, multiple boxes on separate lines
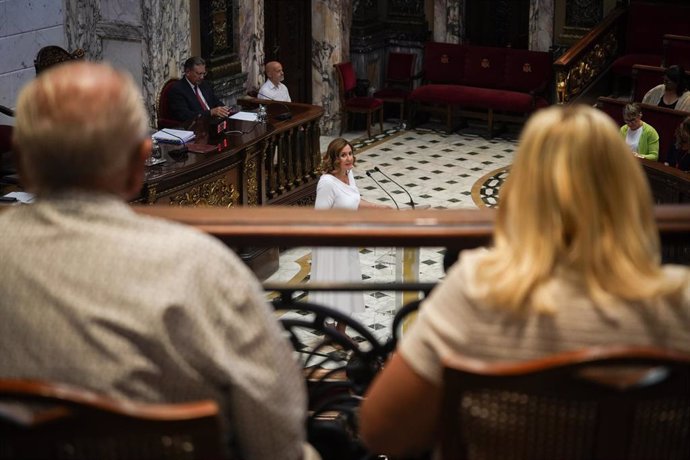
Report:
473,104,678,312
321,138,355,173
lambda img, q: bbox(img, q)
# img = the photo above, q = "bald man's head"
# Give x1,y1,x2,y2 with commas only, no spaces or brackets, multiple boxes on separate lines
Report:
265,61,285,85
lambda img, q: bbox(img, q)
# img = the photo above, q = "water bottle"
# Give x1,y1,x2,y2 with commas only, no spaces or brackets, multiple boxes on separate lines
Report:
151,137,162,160
258,104,267,123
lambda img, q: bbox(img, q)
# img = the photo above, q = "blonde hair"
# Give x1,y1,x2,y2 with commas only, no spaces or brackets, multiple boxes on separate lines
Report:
474,104,677,311
321,138,355,173
13,61,148,193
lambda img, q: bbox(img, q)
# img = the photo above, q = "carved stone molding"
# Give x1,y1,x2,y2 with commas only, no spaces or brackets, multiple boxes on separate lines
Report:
168,177,239,207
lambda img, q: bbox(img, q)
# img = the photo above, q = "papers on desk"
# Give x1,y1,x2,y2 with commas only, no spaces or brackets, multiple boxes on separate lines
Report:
152,129,195,144
229,111,259,122
2,191,34,204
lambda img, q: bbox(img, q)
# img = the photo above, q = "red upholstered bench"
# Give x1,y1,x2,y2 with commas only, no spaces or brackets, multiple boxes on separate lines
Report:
409,42,552,137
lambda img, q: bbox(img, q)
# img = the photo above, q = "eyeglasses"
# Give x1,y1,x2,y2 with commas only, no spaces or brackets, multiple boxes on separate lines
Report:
193,71,207,77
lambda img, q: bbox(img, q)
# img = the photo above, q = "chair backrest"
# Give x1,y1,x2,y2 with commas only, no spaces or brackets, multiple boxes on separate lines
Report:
157,78,180,129
440,346,690,460
385,52,417,88
0,379,230,459
334,62,357,99
664,34,690,69
34,46,85,75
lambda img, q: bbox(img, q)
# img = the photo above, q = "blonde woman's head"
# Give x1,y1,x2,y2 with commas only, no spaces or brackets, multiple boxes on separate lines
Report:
480,104,667,310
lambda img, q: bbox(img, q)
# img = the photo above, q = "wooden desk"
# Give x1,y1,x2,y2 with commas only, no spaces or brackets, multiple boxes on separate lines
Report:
134,101,323,208
133,101,323,278
641,159,690,204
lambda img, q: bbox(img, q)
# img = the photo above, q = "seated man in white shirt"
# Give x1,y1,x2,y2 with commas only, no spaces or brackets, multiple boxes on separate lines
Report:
258,61,292,102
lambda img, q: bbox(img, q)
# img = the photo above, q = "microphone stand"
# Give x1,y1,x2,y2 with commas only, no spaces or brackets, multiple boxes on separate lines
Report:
366,170,399,210
374,166,416,209
160,129,189,161
256,93,292,120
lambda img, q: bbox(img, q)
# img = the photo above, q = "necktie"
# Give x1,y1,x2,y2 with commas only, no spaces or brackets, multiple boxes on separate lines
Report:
194,85,209,111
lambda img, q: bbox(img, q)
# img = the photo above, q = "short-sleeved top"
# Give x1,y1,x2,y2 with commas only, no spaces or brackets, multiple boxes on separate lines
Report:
314,170,360,211
400,248,690,385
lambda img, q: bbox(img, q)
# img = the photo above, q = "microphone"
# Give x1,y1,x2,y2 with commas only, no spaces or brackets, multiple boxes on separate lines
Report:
366,170,399,210
160,129,189,161
256,93,292,120
373,166,417,209
0,105,14,117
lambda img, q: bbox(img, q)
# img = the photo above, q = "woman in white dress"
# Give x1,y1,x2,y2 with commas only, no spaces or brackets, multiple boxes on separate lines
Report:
310,138,391,335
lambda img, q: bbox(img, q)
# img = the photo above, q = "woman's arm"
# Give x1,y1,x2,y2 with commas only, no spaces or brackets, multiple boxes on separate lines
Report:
640,125,660,161
359,352,442,457
358,198,393,209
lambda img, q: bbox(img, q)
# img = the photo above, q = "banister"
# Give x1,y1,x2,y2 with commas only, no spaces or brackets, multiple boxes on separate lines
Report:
132,205,690,247
553,6,626,104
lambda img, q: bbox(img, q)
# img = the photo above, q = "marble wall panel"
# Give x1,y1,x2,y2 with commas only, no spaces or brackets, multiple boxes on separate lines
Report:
141,0,190,126
0,0,66,109
433,0,462,43
313,0,351,135
63,0,190,126
529,0,554,52
239,0,264,92
102,38,143,86
0,0,62,36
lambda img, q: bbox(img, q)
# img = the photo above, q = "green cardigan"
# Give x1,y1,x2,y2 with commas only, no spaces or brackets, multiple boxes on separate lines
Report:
620,122,659,161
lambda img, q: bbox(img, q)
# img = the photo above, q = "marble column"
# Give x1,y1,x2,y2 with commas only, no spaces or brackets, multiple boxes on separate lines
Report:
313,0,352,135
64,0,190,127
529,0,554,52
433,0,462,44
239,0,265,93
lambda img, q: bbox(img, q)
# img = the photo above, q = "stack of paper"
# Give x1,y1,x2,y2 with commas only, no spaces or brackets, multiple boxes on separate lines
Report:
229,111,259,122
153,129,195,144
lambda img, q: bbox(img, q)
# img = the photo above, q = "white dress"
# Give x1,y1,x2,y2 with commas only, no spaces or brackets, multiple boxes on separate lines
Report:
309,171,366,315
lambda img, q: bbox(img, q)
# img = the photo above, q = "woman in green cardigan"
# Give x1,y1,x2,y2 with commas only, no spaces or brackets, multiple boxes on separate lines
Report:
620,103,659,161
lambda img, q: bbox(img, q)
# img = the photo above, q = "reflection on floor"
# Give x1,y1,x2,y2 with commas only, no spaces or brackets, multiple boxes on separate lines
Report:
268,120,521,347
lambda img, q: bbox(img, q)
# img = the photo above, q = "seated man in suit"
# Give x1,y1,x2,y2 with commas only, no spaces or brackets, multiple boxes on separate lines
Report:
258,61,292,102
1,61,315,460
168,56,231,123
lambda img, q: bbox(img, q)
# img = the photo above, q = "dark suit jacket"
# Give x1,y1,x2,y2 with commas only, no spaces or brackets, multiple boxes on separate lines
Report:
167,78,224,123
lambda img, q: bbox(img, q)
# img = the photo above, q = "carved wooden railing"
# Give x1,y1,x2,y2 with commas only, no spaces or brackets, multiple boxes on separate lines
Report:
553,6,626,104
136,100,323,208
241,98,323,206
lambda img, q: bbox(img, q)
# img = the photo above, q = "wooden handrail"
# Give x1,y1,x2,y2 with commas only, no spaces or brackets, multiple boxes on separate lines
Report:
133,205,690,247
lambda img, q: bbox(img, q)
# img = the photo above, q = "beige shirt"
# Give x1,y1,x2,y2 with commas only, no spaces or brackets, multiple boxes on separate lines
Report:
0,192,308,460
400,248,690,385
642,84,690,112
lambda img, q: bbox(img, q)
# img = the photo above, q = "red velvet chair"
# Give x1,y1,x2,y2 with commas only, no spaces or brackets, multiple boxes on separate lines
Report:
156,78,181,130
373,52,418,124
610,2,690,79
663,34,690,69
334,62,384,138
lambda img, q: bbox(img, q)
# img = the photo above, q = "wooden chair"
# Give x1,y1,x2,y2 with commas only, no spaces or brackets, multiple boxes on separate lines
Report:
0,379,231,459
34,46,85,75
333,62,384,139
440,346,690,460
157,78,182,130
373,52,418,124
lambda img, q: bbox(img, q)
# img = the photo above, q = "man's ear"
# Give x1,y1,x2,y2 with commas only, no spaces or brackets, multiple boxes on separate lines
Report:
122,138,151,200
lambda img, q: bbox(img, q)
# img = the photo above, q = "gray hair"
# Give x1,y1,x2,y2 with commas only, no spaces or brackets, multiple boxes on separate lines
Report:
13,61,148,193
623,103,642,120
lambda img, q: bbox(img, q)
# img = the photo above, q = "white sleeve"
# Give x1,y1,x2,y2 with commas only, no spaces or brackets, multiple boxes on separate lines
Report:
314,176,336,210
